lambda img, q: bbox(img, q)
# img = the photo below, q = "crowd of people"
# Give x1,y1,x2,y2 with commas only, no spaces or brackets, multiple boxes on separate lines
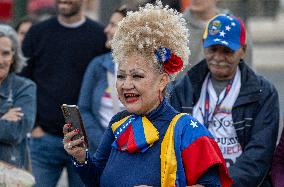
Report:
0,0,283,187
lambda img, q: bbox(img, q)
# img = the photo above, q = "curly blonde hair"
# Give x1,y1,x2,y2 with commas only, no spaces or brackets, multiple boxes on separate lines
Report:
112,1,190,79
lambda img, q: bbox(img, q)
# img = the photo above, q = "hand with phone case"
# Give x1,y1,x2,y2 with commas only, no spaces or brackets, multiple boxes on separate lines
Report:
63,123,87,163
62,104,89,163
61,104,89,148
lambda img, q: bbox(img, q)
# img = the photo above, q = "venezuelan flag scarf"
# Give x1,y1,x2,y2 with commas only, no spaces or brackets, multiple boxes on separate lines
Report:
111,115,159,153
111,113,232,186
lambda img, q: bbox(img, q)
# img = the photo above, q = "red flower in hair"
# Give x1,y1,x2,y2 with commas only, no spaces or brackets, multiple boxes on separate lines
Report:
163,54,183,74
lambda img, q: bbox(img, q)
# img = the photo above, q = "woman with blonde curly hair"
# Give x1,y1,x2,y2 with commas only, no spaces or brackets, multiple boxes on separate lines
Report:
63,1,232,186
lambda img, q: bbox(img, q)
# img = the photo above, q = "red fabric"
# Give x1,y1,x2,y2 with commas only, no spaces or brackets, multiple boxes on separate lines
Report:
181,136,233,187
116,125,132,150
180,0,190,12
28,0,54,13
163,54,183,74
0,0,13,20
237,18,246,45
127,126,140,153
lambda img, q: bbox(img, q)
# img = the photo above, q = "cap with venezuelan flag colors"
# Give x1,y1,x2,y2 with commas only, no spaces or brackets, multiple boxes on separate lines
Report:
203,14,246,51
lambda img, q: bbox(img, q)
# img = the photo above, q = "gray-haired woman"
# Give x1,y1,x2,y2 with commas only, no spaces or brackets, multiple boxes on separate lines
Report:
0,24,36,169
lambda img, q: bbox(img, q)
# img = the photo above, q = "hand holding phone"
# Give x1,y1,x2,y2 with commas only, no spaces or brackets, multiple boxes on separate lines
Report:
61,104,89,148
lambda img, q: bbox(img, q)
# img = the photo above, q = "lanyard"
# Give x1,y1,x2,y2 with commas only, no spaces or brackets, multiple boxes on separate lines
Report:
203,74,235,127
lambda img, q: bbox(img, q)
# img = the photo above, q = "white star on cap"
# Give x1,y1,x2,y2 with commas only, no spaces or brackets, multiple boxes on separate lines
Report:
214,38,221,42
225,25,231,31
221,40,229,45
231,22,236,26
219,31,226,37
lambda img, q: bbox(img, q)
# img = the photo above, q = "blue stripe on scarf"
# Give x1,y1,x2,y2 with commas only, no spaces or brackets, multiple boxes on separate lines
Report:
132,116,148,152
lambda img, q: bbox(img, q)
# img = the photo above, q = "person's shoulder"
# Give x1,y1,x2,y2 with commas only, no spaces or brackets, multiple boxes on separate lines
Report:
173,113,213,145
189,59,207,73
174,74,191,89
13,74,35,85
256,74,278,98
26,17,58,40
87,52,111,70
173,62,200,92
11,74,36,90
257,74,276,89
242,62,277,94
90,52,111,64
174,113,205,130
82,18,106,41
29,17,57,32
85,17,105,31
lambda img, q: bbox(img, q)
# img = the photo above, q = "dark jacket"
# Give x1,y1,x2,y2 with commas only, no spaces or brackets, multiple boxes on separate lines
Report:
170,59,279,187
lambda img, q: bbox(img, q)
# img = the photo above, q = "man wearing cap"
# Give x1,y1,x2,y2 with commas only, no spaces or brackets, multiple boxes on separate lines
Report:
176,0,253,80
170,14,279,186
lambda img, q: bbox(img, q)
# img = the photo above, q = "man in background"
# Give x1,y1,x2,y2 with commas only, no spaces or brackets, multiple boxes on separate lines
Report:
21,0,107,186
179,0,253,78
171,14,279,186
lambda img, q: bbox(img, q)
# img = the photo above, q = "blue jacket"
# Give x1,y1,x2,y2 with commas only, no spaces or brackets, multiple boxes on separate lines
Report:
0,73,36,169
78,52,115,155
170,60,279,187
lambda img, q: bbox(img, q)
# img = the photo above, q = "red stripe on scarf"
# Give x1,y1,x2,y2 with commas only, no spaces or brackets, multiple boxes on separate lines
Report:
116,125,132,150
181,136,233,186
127,125,140,153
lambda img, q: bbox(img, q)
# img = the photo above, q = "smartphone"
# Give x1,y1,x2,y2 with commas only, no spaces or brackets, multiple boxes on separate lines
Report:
61,104,89,148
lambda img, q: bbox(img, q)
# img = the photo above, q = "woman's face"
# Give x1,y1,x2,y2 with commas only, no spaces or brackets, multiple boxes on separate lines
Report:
0,36,13,82
104,12,124,49
17,21,32,45
116,54,168,115
190,0,217,14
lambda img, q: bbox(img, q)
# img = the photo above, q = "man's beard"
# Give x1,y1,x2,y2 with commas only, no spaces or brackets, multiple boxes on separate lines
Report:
56,2,82,18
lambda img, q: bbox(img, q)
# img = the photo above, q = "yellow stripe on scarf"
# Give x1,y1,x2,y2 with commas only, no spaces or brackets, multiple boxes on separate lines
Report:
161,113,186,187
111,116,131,132
142,117,159,145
